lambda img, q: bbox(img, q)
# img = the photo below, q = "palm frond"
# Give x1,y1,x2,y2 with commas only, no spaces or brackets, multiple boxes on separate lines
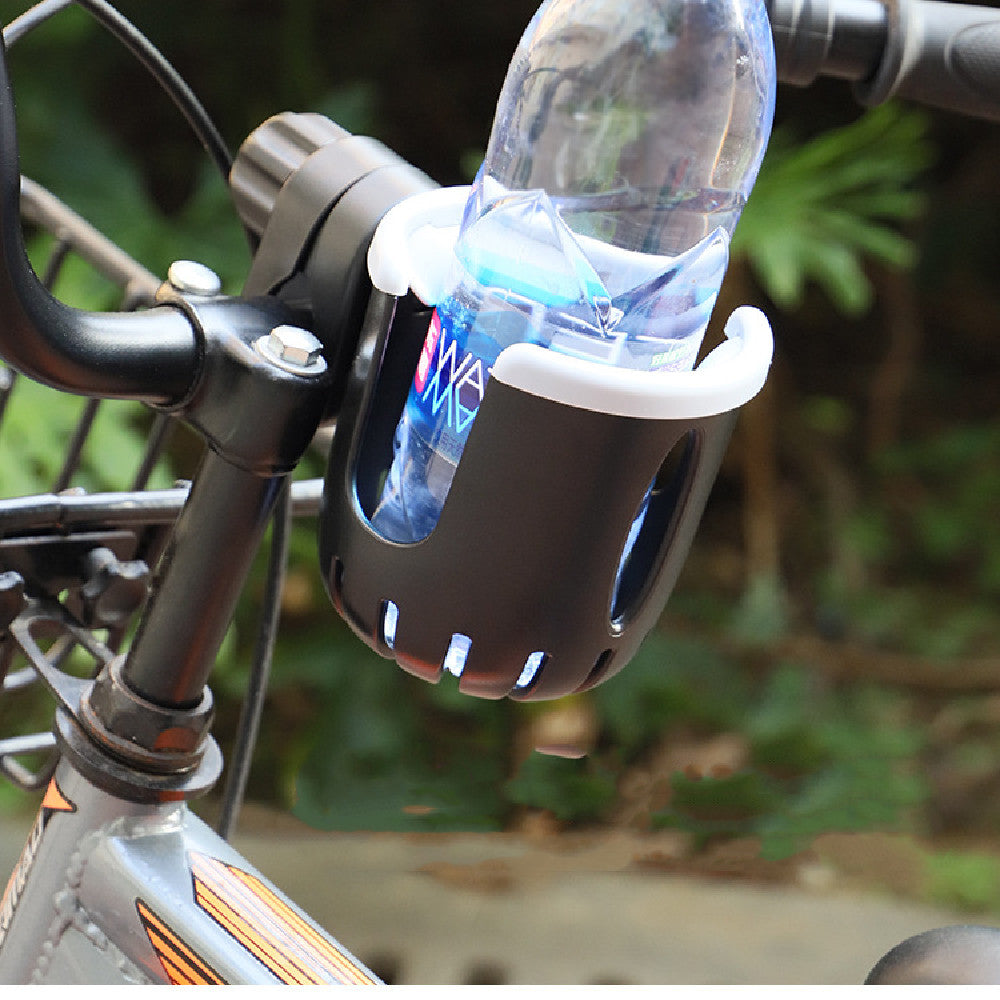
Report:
733,103,933,315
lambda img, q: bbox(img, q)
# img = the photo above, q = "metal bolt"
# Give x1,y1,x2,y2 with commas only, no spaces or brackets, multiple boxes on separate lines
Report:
80,548,150,629
167,260,222,297
259,324,325,371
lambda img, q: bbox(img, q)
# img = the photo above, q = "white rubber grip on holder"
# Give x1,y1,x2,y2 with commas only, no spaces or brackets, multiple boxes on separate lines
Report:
367,185,773,420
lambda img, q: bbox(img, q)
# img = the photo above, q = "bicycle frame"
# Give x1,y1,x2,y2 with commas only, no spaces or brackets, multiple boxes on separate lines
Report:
0,760,376,984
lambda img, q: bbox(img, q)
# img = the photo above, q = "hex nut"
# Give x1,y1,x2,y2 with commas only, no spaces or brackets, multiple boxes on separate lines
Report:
263,325,325,369
81,656,214,772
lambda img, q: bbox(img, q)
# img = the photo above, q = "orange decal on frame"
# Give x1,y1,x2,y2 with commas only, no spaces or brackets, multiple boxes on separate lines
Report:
136,899,225,986
41,778,75,814
189,851,376,985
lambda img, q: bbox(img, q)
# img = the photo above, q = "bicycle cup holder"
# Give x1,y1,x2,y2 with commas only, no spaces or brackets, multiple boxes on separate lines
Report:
318,186,773,700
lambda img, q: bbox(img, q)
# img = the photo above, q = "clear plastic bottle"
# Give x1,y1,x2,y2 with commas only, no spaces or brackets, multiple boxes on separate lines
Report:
371,0,775,544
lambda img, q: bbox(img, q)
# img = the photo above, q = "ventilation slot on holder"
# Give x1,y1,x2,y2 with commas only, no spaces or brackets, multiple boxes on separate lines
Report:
575,648,616,694
332,557,346,602
513,651,549,694
379,599,399,650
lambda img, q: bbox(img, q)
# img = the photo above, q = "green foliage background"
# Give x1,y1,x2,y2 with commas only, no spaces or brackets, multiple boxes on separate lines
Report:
2,0,1000,912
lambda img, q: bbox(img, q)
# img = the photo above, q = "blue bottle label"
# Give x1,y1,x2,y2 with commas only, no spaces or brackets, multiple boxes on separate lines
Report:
408,303,491,467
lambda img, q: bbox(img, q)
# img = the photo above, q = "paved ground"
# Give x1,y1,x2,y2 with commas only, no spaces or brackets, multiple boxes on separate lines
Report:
223,814,998,985
2,807,995,984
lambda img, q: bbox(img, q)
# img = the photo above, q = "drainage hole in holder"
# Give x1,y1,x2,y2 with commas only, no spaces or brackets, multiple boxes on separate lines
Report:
379,599,400,649
443,633,472,677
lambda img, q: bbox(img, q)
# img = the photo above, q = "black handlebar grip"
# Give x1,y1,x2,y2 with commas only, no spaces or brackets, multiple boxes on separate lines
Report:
861,0,1000,121
768,0,1000,123
0,38,198,404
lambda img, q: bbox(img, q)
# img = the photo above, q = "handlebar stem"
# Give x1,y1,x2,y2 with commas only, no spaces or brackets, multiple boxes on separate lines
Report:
108,294,332,711
119,455,287,709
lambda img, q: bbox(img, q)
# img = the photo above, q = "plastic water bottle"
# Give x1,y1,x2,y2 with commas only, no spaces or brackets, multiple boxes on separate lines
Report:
371,0,775,544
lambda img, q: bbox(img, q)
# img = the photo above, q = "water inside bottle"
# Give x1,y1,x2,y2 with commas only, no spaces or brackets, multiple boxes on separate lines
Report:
456,183,730,370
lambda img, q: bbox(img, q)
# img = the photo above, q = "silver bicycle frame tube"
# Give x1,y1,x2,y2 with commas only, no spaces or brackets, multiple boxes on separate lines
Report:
0,757,379,984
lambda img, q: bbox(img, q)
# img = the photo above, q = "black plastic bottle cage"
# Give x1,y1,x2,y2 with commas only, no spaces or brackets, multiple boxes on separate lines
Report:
319,186,773,701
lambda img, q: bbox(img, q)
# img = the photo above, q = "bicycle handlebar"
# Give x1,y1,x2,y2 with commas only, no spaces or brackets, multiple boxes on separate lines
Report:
769,0,1000,122
0,39,199,405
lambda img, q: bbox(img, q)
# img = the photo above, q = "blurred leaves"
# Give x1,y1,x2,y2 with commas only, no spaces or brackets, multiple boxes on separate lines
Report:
734,103,932,315
593,632,750,758
292,668,510,831
220,613,514,832
817,421,1000,658
505,754,617,823
4,4,250,289
642,654,927,860
925,851,1000,912
0,378,175,496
